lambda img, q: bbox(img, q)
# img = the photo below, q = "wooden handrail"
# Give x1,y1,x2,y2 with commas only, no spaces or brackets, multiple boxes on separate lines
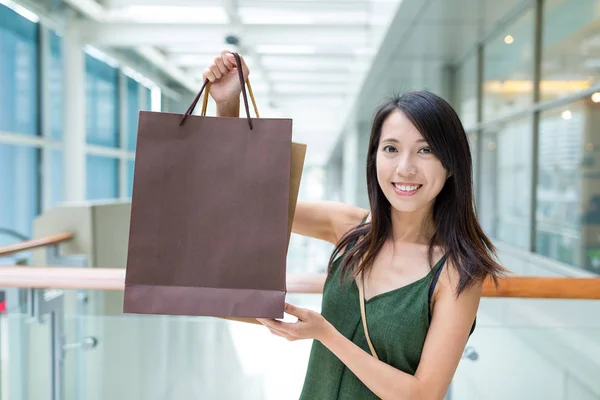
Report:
0,267,599,299
0,233,74,257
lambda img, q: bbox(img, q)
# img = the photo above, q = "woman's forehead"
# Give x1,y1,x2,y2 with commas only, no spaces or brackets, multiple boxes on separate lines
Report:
381,110,425,143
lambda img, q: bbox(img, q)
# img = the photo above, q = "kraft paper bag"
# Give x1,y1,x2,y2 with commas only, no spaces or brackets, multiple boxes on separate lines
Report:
123,52,306,320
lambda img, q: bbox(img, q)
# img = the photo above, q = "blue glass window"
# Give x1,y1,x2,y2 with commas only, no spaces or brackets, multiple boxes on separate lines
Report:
86,155,118,200
49,31,63,140
0,144,39,245
126,76,139,151
85,54,119,147
127,159,135,198
0,4,38,135
50,149,63,207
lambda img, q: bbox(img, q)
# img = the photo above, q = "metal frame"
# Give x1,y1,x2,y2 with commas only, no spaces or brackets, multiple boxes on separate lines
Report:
529,0,544,253
474,43,484,208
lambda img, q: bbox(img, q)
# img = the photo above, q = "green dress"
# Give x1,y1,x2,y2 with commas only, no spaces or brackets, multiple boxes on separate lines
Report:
299,229,475,399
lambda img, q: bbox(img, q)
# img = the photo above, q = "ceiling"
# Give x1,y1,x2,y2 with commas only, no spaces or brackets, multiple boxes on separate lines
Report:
12,0,538,166
350,0,532,129
44,0,401,166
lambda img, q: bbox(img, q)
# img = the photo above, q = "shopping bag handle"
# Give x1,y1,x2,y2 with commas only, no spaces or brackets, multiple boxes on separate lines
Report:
179,52,259,129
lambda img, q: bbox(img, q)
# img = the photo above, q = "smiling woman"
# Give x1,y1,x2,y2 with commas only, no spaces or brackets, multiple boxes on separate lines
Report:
203,53,507,400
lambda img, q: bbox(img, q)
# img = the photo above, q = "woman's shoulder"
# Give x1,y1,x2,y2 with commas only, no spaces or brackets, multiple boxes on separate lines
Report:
330,205,369,244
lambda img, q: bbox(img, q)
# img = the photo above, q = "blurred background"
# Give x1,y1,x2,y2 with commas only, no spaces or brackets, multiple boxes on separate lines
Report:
1,0,600,399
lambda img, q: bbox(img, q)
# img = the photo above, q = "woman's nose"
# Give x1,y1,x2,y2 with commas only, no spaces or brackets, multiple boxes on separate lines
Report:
395,153,417,176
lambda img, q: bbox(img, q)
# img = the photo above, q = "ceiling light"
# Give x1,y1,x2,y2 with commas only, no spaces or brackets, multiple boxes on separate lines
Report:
562,110,572,120
504,35,514,44
107,6,228,24
255,45,317,55
592,92,600,103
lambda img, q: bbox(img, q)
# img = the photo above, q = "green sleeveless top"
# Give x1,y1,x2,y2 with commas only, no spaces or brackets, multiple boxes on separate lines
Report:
299,226,475,399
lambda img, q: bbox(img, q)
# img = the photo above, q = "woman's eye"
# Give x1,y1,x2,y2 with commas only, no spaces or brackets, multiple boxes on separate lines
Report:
383,145,397,153
418,147,432,154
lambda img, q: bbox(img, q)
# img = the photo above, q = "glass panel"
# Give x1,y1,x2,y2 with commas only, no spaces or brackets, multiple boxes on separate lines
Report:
127,159,134,198
0,4,38,135
0,312,52,400
49,31,63,140
457,55,478,128
483,7,534,121
56,294,600,400
50,148,64,207
85,54,119,147
126,77,139,152
541,0,600,102
451,326,600,400
66,293,320,400
0,144,39,246
536,100,600,273
86,155,119,200
479,118,533,248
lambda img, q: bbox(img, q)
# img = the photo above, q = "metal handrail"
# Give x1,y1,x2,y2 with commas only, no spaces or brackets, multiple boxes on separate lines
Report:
0,233,74,257
0,267,599,299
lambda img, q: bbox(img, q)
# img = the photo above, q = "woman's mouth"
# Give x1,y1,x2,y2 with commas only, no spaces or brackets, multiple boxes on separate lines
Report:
392,183,422,196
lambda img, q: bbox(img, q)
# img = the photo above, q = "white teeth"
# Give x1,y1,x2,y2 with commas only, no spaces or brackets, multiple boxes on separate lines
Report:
394,183,420,192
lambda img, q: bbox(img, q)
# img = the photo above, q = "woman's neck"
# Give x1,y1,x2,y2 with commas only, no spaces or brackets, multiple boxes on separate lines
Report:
389,205,435,245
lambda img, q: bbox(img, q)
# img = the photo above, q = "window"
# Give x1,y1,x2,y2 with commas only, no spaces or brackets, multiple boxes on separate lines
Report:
535,100,598,272
86,155,119,200
49,31,63,140
541,0,600,101
126,76,139,151
86,54,119,147
127,159,135,198
0,4,38,135
480,118,533,248
0,144,39,244
483,7,534,121
457,55,478,128
50,149,63,207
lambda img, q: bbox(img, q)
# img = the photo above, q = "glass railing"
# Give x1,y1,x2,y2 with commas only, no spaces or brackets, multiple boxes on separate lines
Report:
1,231,599,399
2,292,600,400
451,325,600,400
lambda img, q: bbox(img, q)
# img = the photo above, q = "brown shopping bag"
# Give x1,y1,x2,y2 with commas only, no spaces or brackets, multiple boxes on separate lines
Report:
123,52,306,320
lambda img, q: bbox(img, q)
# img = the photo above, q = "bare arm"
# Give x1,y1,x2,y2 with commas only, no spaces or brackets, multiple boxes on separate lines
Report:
292,200,368,244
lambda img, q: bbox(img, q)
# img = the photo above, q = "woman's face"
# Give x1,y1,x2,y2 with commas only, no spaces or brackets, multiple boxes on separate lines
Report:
376,109,449,214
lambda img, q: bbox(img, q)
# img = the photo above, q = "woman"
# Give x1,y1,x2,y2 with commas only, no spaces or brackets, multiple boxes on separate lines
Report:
203,51,505,399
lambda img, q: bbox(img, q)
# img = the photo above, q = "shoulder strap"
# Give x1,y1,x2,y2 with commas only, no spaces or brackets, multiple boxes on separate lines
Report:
357,272,379,360
428,255,447,321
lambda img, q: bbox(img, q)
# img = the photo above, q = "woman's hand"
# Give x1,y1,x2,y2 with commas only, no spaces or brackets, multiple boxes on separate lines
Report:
257,303,335,342
202,50,249,105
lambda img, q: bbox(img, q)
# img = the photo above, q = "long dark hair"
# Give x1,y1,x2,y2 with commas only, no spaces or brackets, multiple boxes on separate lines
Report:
328,90,506,296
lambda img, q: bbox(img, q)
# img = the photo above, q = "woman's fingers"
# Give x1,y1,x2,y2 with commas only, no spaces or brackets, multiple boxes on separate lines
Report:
203,67,216,83
221,50,235,69
214,56,229,75
209,64,223,80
